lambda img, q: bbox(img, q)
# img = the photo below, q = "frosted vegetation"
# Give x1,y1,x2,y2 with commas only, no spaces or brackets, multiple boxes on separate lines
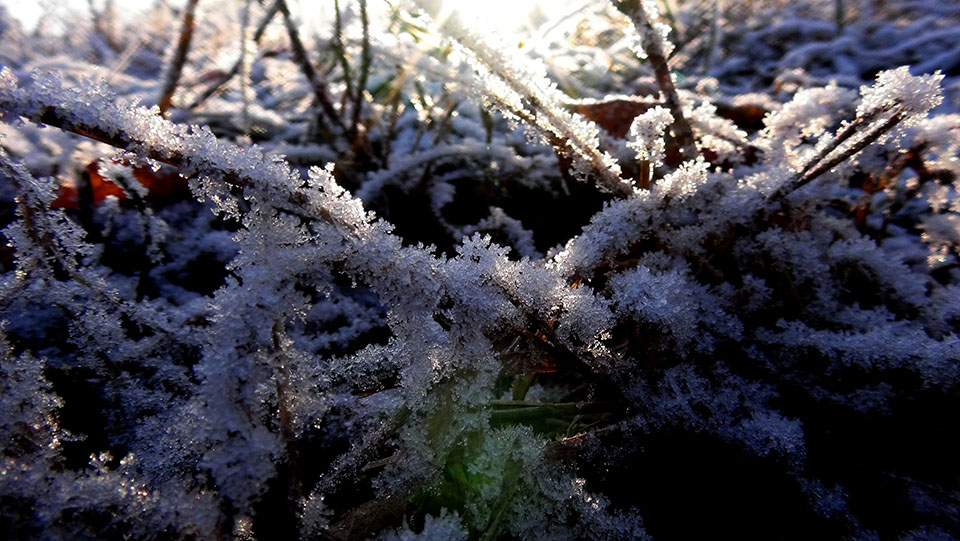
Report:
0,0,958,539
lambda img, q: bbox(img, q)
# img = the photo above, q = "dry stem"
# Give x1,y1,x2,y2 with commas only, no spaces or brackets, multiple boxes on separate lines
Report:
158,0,201,113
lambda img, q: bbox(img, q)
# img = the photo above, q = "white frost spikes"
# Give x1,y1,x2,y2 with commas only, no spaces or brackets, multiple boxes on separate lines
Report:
858,67,944,121
410,0,633,196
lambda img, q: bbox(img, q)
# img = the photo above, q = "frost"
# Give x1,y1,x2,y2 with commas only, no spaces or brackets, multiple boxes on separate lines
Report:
858,67,944,121
627,105,673,166
1,2,959,539
381,510,468,540
652,156,710,201
409,0,632,195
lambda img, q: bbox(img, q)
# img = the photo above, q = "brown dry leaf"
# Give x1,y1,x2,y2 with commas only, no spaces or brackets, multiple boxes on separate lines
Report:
572,98,655,138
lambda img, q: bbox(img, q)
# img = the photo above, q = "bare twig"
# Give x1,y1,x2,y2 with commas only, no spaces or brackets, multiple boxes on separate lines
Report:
158,0,201,114
349,0,372,142
835,0,846,33
270,320,305,510
239,0,254,134
332,0,355,111
488,401,612,423
701,1,719,74
188,1,280,110
378,68,410,167
87,0,120,52
276,0,345,133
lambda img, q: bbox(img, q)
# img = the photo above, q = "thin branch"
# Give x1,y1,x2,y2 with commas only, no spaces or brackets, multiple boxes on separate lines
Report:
377,67,410,167
87,0,120,52
701,1,719,75
349,0,371,142
187,0,280,110
796,106,886,180
488,401,612,423
0,150,169,335
8,98,344,228
835,0,846,33
615,0,698,161
158,0,201,114
270,320,304,509
658,0,677,35
332,0,355,111
770,107,907,202
275,0,345,133
238,0,254,134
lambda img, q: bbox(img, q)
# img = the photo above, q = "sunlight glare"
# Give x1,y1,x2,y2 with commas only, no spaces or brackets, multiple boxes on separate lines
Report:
441,0,545,37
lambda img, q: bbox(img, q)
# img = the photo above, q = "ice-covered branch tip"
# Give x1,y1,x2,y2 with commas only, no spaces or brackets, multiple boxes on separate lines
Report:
615,0,698,163
628,106,673,166
858,66,944,120
770,67,944,202
627,105,673,187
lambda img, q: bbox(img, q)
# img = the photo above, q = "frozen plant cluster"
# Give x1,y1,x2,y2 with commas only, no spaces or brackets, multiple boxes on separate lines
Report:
0,0,959,539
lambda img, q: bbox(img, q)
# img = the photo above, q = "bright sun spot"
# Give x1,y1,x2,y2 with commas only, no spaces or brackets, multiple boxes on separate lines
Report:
440,0,548,35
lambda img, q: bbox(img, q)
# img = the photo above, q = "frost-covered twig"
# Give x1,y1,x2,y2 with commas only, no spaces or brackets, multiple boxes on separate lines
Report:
0,148,172,336
770,68,944,202
0,70,350,227
412,0,633,196
774,108,906,200
0,150,100,293
615,0,698,162
0,70,619,387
